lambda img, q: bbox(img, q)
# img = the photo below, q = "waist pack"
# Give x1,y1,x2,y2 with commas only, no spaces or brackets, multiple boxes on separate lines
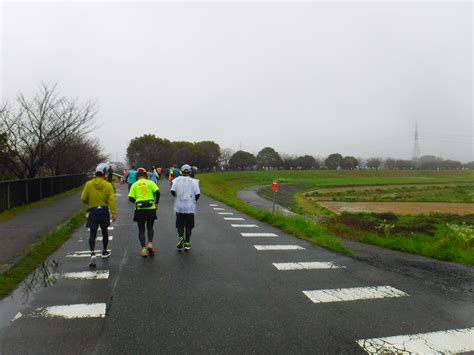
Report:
136,200,154,209
89,206,109,216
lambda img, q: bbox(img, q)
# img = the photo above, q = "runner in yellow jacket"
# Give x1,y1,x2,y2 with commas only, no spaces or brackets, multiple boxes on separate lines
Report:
128,168,160,257
81,163,117,267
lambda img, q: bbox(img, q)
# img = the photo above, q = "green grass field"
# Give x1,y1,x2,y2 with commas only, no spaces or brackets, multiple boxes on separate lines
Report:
199,170,474,264
305,183,474,203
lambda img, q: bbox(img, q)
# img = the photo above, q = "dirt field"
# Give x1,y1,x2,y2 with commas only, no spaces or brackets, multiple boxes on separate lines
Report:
312,183,461,194
319,201,474,215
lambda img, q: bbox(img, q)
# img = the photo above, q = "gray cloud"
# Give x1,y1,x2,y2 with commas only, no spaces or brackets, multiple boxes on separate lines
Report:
2,1,472,162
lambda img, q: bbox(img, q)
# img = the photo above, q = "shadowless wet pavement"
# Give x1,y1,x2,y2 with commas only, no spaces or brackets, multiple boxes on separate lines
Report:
0,192,83,274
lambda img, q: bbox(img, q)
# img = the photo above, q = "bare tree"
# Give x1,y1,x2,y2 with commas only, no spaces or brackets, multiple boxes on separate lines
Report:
218,148,234,171
366,157,382,169
0,83,97,178
44,135,107,175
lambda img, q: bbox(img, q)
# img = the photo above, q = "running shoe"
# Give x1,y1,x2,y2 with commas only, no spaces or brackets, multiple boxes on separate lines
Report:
147,246,155,256
140,247,148,257
89,255,97,267
184,242,191,251
101,250,111,259
177,237,184,249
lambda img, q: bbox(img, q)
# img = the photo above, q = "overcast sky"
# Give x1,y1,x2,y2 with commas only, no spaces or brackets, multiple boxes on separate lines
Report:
1,1,472,162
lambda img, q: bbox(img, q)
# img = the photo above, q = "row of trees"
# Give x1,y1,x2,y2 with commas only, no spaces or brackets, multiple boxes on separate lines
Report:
126,134,220,171
0,84,106,180
126,133,473,172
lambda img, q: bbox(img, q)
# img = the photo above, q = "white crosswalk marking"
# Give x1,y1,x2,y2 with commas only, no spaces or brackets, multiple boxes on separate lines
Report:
213,208,225,211
254,245,305,251
96,236,113,241
218,212,234,215
209,204,218,207
273,262,345,270
224,217,245,221
13,303,107,320
231,224,258,228
357,327,474,354
303,286,408,303
241,233,278,237
62,271,109,280
87,227,114,231
66,250,111,258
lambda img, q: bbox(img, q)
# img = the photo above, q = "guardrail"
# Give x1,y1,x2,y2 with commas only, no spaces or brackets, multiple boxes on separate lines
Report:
0,174,88,213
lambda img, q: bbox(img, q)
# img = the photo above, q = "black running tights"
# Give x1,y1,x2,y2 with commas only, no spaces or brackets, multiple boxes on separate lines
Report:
89,222,109,254
138,220,154,247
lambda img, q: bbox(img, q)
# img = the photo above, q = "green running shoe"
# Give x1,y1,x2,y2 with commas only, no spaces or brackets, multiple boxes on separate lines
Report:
177,237,184,249
184,242,191,251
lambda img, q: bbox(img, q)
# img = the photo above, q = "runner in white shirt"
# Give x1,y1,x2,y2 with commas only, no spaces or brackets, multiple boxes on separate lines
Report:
170,164,200,251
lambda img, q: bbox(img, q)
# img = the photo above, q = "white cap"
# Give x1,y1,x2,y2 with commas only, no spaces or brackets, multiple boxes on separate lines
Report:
181,164,191,173
95,163,107,175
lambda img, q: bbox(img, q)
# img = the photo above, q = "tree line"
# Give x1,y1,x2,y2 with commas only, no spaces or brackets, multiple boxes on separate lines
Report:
126,135,473,172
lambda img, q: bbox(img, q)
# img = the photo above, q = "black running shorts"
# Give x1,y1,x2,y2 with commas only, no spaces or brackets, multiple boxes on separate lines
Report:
175,213,195,229
134,209,157,223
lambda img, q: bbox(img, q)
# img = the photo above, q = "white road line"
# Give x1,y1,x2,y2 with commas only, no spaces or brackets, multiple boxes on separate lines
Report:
13,303,107,321
62,271,109,280
213,208,225,211
224,217,245,221
66,250,111,258
87,227,114,231
209,204,218,207
96,236,113,241
357,327,474,354
37,303,106,319
254,245,305,251
303,286,408,304
231,224,258,228
218,212,234,215
273,262,345,270
241,233,278,237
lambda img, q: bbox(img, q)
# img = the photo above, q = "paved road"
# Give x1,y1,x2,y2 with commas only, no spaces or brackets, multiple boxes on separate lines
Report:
0,182,473,354
0,192,83,274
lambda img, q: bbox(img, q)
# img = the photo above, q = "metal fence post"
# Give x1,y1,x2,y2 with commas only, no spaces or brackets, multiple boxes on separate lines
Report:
6,182,10,210
39,178,42,199
51,177,53,195
25,180,29,204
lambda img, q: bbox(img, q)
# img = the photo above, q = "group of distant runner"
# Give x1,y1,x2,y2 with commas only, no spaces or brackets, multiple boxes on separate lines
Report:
80,163,200,267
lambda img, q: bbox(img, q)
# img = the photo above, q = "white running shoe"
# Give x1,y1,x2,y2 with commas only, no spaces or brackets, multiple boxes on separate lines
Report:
89,255,97,267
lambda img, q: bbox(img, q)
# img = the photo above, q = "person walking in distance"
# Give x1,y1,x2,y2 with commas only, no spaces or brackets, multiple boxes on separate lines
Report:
81,163,117,267
128,168,160,257
171,164,200,251
126,166,138,191
107,165,114,183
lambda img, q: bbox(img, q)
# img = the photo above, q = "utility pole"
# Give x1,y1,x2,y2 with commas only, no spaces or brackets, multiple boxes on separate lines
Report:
412,122,421,168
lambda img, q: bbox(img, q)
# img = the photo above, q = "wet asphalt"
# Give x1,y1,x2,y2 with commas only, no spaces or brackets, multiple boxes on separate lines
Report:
0,182,473,354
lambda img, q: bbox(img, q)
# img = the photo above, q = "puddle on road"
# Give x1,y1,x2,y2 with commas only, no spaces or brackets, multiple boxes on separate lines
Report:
0,260,59,330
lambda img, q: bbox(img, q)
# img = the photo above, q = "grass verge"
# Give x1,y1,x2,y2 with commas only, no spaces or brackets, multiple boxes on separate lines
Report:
0,186,83,223
199,174,349,254
323,212,474,264
0,208,87,299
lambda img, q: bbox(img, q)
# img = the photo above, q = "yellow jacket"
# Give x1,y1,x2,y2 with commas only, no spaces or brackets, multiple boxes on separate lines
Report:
81,177,117,214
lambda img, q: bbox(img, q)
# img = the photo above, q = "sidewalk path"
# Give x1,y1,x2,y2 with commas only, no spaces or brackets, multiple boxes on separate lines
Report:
0,192,83,274
237,186,296,215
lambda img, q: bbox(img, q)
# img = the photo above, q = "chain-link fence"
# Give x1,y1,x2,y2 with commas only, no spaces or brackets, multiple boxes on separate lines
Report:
0,174,88,213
